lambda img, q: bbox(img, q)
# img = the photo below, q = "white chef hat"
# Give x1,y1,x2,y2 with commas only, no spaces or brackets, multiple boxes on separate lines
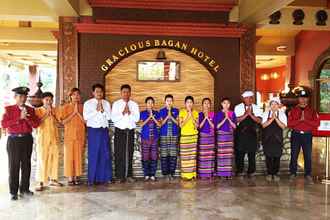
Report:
241,91,254,98
269,97,281,105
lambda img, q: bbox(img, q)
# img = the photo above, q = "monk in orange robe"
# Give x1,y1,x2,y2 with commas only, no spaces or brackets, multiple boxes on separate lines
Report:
35,92,62,191
59,88,86,185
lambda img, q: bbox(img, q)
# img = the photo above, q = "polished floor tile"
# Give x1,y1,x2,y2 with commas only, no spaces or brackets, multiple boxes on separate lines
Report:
0,177,329,220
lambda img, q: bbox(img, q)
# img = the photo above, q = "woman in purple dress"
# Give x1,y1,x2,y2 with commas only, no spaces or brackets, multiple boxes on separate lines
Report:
214,97,237,179
197,98,215,179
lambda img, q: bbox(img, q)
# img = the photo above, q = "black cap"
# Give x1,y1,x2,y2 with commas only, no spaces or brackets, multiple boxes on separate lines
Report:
41,92,54,99
298,90,309,98
12,86,30,95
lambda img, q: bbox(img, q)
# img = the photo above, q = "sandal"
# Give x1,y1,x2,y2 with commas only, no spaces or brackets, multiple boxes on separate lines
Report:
74,180,82,185
49,180,64,187
68,181,75,186
35,183,44,191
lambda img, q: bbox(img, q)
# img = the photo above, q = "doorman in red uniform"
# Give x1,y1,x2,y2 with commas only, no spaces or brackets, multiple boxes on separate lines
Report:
1,87,40,200
288,89,319,183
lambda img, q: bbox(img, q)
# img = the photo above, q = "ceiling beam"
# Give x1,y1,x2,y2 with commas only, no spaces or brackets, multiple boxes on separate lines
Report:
239,0,294,24
0,42,57,52
289,0,329,8
41,0,79,17
0,0,79,22
0,27,57,44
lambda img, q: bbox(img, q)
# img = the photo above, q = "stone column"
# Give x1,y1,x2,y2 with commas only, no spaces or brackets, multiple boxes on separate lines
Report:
240,25,256,93
58,16,79,104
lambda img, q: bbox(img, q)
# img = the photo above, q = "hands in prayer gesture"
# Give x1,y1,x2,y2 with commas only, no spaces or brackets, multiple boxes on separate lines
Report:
20,107,28,120
96,100,104,113
123,103,131,115
62,103,84,125
300,111,305,121
245,106,252,117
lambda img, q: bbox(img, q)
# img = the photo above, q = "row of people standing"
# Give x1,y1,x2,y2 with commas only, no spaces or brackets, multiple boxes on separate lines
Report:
140,94,238,181
117,87,319,182
1,84,319,201
140,91,287,182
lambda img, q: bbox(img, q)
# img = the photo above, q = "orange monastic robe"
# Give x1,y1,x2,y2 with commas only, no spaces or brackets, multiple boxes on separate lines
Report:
59,103,86,177
35,107,60,183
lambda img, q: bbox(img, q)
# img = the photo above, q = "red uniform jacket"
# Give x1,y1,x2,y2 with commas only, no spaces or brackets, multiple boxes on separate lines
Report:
1,104,40,134
288,105,320,132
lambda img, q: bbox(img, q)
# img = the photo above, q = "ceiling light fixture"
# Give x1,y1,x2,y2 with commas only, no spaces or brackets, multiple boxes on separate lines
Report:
270,72,280,79
261,74,270,80
276,45,287,52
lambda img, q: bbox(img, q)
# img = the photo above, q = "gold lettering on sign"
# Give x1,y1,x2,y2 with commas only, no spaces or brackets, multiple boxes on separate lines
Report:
214,65,220,72
101,64,109,71
130,44,137,51
209,60,215,67
100,39,221,74
190,47,198,55
118,49,125,57
105,58,113,66
137,41,144,49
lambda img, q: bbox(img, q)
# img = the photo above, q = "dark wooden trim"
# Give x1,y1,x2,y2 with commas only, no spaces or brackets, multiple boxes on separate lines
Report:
309,46,330,112
88,0,235,12
75,22,246,38
92,7,230,23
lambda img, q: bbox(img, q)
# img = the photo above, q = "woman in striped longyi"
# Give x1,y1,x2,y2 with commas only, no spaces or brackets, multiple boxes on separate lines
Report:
179,96,199,180
214,97,237,179
197,98,215,179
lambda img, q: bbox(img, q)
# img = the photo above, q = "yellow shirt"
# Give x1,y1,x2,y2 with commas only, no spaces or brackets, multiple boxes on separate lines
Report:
179,109,198,135
35,106,59,145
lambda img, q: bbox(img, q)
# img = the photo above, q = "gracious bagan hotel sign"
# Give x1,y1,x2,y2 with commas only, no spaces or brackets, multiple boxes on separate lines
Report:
100,39,221,74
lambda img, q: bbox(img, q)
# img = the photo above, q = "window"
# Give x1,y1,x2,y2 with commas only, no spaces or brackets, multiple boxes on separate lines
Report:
318,58,330,113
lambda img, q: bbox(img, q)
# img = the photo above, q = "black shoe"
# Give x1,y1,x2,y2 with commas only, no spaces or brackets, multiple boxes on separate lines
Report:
127,177,136,183
22,190,34,196
247,173,256,179
11,194,18,201
305,175,314,184
236,173,244,180
289,174,297,181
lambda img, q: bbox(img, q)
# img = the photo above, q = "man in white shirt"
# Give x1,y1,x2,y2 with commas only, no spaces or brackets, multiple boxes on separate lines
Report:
83,84,112,185
234,91,262,178
111,84,139,183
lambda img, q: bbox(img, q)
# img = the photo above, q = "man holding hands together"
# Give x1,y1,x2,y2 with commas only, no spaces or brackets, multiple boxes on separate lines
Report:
111,84,140,183
83,84,112,185
234,91,262,178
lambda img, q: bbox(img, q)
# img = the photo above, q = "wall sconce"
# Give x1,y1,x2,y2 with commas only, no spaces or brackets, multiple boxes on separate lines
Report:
316,10,328,26
269,11,282,24
292,9,305,25
261,74,270,80
270,72,280,79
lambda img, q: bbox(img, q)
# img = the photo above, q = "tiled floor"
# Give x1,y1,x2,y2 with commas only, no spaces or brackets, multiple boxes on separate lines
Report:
0,136,329,220
0,177,329,220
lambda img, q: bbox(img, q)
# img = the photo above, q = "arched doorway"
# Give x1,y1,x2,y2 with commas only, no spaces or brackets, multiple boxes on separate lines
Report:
310,47,330,112
105,48,214,110
309,47,330,177
316,58,330,113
